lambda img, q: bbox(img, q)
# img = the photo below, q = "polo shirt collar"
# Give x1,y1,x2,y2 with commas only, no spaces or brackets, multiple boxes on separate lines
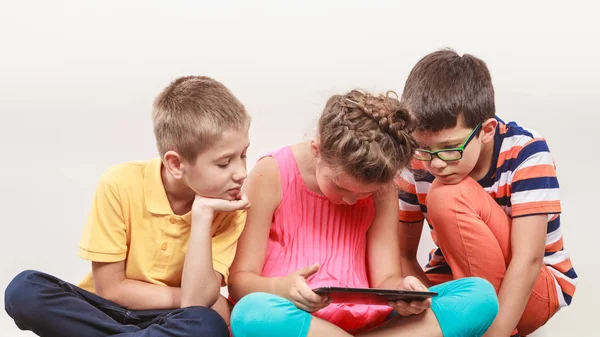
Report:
144,158,192,224
144,158,172,215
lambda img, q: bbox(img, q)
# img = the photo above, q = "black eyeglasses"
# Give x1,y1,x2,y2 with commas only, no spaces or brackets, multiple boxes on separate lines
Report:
413,123,482,162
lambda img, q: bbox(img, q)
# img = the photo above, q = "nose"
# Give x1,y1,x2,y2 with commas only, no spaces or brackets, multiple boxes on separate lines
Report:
232,162,247,182
429,156,447,170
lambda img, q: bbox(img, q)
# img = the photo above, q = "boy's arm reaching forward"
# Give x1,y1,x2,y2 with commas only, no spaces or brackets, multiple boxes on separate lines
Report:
485,138,561,336
395,168,430,286
398,219,430,286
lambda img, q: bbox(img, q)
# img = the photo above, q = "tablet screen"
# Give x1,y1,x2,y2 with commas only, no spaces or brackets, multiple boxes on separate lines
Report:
312,287,437,305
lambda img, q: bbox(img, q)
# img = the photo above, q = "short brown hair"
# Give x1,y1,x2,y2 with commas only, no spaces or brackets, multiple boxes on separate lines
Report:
401,49,495,132
318,89,417,184
152,76,250,162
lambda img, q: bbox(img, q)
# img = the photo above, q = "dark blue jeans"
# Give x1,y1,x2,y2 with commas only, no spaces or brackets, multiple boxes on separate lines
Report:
4,270,229,337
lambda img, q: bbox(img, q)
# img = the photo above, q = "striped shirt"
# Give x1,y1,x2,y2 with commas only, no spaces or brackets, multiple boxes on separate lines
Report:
397,116,577,308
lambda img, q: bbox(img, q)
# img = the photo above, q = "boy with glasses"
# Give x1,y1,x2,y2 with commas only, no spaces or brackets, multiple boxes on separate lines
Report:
396,49,577,337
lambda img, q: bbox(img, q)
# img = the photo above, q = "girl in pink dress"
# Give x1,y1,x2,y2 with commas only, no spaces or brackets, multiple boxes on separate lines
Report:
228,90,499,337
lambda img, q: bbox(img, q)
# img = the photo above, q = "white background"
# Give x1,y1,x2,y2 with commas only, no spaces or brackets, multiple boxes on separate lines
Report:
1,1,597,336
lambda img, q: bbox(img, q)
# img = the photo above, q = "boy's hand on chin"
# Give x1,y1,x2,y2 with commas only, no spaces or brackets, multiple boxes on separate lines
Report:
192,193,251,217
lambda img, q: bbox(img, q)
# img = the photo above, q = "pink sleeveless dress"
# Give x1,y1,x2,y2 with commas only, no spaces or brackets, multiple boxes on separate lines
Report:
260,146,392,333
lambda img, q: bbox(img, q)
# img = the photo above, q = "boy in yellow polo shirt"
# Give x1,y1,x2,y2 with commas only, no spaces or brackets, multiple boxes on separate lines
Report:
5,76,251,337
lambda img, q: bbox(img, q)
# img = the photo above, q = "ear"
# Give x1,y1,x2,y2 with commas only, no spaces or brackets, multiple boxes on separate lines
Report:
163,150,185,179
310,140,321,159
480,118,497,145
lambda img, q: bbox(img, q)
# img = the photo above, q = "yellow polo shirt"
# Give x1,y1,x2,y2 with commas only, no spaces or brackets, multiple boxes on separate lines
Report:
77,158,246,293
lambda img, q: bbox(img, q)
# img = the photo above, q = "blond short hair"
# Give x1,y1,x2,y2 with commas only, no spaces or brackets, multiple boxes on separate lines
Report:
152,76,250,162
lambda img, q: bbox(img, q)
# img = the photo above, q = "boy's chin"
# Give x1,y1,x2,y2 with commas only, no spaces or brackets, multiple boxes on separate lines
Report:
221,194,238,201
435,173,465,185
196,192,238,201
222,190,241,200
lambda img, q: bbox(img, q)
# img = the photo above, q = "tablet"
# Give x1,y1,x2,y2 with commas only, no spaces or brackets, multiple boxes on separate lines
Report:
312,286,437,305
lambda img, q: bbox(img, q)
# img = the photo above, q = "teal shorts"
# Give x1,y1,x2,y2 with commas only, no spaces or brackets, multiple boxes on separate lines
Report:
231,277,498,337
